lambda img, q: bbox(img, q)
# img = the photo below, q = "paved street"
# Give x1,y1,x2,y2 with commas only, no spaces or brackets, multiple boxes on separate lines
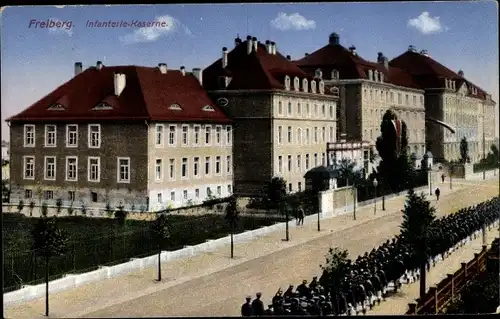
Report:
4,179,499,318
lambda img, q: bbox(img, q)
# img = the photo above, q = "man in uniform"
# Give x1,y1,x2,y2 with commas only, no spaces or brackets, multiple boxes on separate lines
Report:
435,188,441,201
241,296,253,316
251,292,265,316
297,206,305,226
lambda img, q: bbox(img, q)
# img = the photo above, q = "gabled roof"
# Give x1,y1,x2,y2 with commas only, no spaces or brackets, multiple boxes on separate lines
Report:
7,65,231,123
203,39,327,92
389,51,489,100
294,43,421,89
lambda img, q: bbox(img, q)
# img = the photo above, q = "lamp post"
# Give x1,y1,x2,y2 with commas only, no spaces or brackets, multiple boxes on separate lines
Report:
449,165,453,190
381,178,385,211
429,166,433,196
373,178,378,215
353,185,357,220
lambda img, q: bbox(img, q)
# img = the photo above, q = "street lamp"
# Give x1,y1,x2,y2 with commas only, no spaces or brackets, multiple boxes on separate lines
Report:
353,185,357,220
373,178,378,215
429,166,433,196
449,165,453,190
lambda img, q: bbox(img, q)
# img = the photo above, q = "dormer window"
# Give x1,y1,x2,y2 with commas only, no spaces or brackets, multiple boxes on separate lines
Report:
48,103,65,111
293,77,300,91
374,70,379,82
202,105,215,112
330,86,339,98
315,68,323,79
169,104,182,110
284,75,291,91
310,80,317,94
319,81,325,94
302,78,308,93
92,102,113,110
331,69,339,80
368,70,373,81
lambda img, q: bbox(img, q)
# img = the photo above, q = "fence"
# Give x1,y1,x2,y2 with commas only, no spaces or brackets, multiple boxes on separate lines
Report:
406,245,488,315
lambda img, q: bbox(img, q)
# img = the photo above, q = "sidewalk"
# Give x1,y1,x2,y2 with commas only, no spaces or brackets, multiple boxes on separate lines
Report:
4,180,498,318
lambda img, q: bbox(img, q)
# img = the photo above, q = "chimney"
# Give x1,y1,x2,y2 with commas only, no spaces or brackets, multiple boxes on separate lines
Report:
458,70,464,77
234,36,242,47
271,41,276,55
265,40,271,54
420,49,429,57
408,45,416,52
286,55,291,61
252,37,258,52
377,53,389,70
96,61,103,70
192,68,202,85
348,46,356,55
247,36,252,55
74,62,83,76
329,32,339,45
222,47,228,68
180,66,186,76
305,53,309,57
114,73,126,97
158,63,167,74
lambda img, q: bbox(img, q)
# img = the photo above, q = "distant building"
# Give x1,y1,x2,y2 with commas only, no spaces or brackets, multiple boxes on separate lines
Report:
203,36,339,195
6,62,232,210
1,140,9,162
294,33,426,160
390,47,497,162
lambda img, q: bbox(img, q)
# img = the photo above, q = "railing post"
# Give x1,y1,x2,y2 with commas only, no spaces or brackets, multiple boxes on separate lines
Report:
408,303,417,314
429,287,438,313
474,253,481,273
447,274,454,296
461,262,467,279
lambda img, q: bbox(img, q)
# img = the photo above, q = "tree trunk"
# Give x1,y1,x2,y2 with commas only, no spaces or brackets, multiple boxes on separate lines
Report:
285,209,289,241
157,246,162,281
45,255,49,317
230,230,234,259
419,261,426,300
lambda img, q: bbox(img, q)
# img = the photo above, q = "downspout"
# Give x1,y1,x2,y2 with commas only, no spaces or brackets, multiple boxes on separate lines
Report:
145,120,150,212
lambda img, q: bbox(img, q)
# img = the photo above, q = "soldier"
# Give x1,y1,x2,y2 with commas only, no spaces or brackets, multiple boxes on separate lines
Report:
241,296,253,316
441,174,445,183
251,292,265,316
435,188,441,201
296,280,310,297
297,206,305,226
284,285,295,299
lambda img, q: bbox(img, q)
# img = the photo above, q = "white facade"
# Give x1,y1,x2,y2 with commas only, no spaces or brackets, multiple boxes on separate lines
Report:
327,141,372,176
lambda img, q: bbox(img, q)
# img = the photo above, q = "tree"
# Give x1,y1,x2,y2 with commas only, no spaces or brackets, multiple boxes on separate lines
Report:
29,200,35,217
490,144,499,162
150,214,170,281
55,199,62,215
399,189,436,299
335,159,364,187
2,179,10,203
263,177,287,209
17,200,25,214
225,196,240,258
460,137,469,164
320,247,350,314
31,216,68,316
41,202,48,217
105,202,113,217
114,202,127,226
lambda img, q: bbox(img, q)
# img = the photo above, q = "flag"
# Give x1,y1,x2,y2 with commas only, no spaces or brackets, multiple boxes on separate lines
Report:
391,119,402,155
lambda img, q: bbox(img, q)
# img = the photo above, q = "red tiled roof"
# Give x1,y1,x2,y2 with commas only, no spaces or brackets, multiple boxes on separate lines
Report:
294,43,421,89
389,51,489,100
7,66,231,123
203,39,322,91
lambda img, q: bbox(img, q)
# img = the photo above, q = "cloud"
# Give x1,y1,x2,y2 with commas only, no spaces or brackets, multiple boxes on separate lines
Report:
270,12,316,31
408,12,448,35
119,15,192,45
48,18,73,37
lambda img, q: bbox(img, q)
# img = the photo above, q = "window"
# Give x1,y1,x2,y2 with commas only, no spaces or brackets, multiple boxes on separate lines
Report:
405,94,409,105
314,127,318,143
278,101,283,115
297,154,301,172
322,104,325,116
88,124,101,148
194,125,201,145
215,126,222,144
306,104,310,117
91,192,98,203
297,128,302,144
398,93,402,104
278,126,283,144
43,156,56,180
314,104,318,117
117,157,130,183
155,159,163,181
24,125,35,147
88,157,100,182
329,105,334,118
297,103,301,115
44,190,54,200
181,158,188,178
226,126,232,145
227,185,232,194
25,189,32,199
155,124,164,146
194,157,200,177
217,186,222,196
183,190,188,200
321,153,326,166
321,127,326,142
288,183,292,192
314,153,318,166
306,128,310,144
205,156,211,175
66,157,78,181
329,127,334,142
170,191,175,201
205,126,212,145
195,189,200,198
168,125,177,146
305,154,310,169
169,159,175,179
45,125,57,147
23,156,35,180
288,102,292,115
287,155,292,172
420,96,424,106
391,92,394,102
298,182,302,192
226,155,232,174
413,95,417,105
68,191,75,202
181,125,189,145
287,126,292,143
66,125,78,147
157,193,163,203
278,156,283,173
215,156,221,175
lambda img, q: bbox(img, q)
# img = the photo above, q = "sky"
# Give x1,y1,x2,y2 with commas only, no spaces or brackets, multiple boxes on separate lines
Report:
1,2,498,140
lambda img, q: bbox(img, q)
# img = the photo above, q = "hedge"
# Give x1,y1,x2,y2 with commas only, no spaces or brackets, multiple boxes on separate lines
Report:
3,213,286,293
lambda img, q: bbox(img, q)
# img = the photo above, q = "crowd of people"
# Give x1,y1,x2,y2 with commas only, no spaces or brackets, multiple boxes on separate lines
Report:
241,196,500,316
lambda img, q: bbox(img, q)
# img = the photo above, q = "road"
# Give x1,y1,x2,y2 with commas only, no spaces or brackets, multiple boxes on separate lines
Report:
4,179,499,318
